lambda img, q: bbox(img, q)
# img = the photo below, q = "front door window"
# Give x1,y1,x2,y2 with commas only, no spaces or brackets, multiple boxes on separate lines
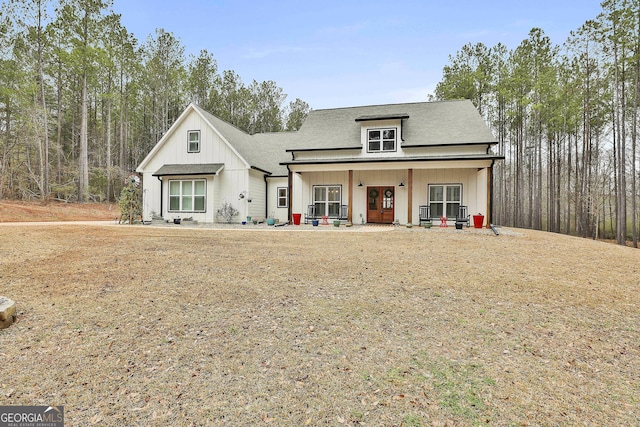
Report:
367,186,394,224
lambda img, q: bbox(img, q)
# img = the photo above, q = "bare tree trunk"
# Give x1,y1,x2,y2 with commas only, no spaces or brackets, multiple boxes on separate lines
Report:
566,133,572,234
36,0,49,200
0,107,12,200
106,96,112,202
556,134,561,232
79,71,89,202
56,75,63,185
632,8,639,248
119,71,125,170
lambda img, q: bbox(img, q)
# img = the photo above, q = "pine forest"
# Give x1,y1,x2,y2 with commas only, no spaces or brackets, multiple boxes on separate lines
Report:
1,0,639,246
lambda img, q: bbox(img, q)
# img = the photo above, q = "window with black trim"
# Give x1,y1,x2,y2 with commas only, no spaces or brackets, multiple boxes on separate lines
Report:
188,130,200,153
368,128,396,152
313,185,341,217
428,184,461,218
277,187,288,208
169,179,206,212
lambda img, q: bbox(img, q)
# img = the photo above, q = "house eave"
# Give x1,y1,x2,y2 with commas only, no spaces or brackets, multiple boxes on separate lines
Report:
280,154,505,167
285,141,498,154
355,113,410,122
285,146,361,153
402,141,498,148
250,165,272,175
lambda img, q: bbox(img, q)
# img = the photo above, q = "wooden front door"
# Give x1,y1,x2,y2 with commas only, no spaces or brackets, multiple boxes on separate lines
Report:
367,186,395,224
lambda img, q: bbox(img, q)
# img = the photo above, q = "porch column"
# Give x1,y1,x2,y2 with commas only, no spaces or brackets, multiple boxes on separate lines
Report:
407,169,413,224
486,164,493,228
348,170,353,222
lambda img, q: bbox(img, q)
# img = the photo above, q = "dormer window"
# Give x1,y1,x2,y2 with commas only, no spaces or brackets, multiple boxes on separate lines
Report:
188,130,200,153
368,128,396,152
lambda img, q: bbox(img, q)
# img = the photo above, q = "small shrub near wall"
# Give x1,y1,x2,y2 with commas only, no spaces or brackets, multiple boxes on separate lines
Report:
216,200,239,223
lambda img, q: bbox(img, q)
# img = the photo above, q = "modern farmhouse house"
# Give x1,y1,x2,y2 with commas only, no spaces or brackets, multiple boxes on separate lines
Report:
136,100,502,226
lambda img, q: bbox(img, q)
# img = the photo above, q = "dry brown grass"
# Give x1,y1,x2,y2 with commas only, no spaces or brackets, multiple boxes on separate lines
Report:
0,222,639,426
0,200,116,222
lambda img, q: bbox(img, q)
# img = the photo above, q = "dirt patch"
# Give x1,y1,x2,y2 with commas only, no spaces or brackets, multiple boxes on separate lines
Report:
0,221,639,426
0,200,117,222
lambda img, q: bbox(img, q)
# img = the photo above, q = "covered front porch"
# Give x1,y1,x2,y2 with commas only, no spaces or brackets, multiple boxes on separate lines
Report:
287,160,494,227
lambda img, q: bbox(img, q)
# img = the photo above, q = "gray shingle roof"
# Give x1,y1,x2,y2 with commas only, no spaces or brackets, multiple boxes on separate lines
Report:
292,100,496,150
153,163,224,176
193,104,293,176
192,99,496,176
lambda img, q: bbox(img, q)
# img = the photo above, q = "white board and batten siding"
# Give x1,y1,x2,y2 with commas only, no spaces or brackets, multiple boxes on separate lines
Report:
411,168,487,220
245,170,267,222
290,171,350,220
267,176,289,223
138,108,260,223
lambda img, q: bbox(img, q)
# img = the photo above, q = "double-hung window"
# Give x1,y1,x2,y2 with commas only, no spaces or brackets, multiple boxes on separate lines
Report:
188,130,200,153
169,179,206,212
368,128,396,152
428,184,461,219
277,187,288,208
313,185,341,217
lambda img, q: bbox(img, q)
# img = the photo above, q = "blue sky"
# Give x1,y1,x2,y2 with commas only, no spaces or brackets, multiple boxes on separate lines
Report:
114,0,604,110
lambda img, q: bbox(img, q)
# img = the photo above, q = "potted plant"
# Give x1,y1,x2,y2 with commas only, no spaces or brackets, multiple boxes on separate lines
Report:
424,221,432,229
267,212,276,226
473,213,484,229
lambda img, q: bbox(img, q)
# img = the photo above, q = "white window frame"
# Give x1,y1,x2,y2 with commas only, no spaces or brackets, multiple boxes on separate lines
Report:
169,179,206,212
188,130,200,153
367,128,397,153
428,184,462,219
277,187,288,208
312,185,341,217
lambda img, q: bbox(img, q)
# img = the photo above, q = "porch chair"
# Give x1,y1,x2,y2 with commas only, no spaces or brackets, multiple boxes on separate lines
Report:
456,205,470,227
418,205,432,225
304,205,317,224
338,205,349,221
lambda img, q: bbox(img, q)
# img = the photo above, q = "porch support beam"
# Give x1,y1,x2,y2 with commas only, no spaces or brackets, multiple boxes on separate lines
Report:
487,164,493,228
348,170,353,222
408,168,413,224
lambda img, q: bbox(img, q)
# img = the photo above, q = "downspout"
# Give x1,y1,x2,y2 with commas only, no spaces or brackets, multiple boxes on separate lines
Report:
488,159,495,227
288,168,293,223
263,173,269,220
156,175,163,218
